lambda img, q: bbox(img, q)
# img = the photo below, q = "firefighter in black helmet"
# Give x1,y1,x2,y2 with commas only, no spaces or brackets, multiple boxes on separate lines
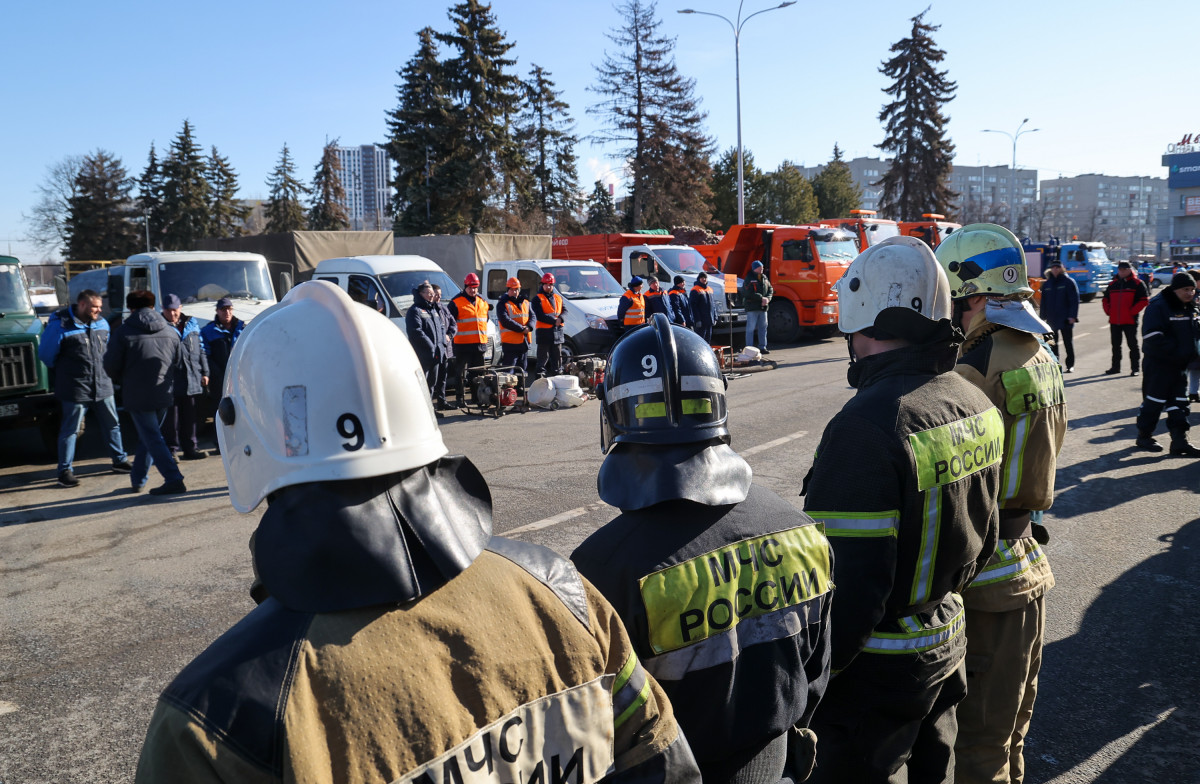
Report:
572,313,834,784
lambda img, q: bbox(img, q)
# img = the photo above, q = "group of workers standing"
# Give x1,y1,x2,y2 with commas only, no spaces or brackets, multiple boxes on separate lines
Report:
617,270,721,342
134,222,1077,784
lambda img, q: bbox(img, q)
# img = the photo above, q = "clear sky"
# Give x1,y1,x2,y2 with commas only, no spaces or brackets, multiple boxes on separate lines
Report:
1,0,1188,262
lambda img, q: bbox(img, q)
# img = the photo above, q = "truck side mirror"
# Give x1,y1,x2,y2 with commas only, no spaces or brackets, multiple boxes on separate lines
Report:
277,271,293,297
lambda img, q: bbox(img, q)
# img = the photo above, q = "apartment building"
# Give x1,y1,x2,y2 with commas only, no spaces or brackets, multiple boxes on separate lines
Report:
1039,174,1168,257
334,145,393,230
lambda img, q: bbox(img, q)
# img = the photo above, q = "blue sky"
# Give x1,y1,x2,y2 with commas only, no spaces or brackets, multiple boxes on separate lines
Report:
1,0,1187,261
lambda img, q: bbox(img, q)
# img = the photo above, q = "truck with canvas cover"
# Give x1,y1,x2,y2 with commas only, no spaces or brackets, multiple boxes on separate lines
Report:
693,224,860,342
819,209,900,250
0,256,58,448
898,213,961,249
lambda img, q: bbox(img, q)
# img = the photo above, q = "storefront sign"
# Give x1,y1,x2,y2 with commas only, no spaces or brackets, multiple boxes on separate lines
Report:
1168,152,1200,189
1187,196,1200,217
1167,133,1200,155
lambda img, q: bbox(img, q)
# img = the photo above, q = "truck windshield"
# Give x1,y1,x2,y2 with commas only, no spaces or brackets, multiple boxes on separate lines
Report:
1084,247,1110,263
158,260,274,304
378,270,459,314
813,235,860,262
543,265,625,298
652,248,711,274
866,223,900,243
0,264,34,314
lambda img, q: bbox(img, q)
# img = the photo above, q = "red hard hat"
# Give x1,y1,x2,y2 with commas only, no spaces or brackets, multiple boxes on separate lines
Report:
541,273,555,285
464,273,480,286
506,277,521,289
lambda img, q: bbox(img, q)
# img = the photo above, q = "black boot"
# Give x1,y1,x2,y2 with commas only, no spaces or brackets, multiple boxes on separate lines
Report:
1136,431,1164,452
1104,367,1121,375
1170,438,1200,457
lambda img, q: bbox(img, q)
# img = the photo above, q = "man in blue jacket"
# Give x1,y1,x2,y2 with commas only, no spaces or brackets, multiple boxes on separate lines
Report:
160,294,209,460
1039,259,1080,372
689,272,718,343
405,281,448,410
1136,272,1200,456
668,275,691,327
38,289,131,487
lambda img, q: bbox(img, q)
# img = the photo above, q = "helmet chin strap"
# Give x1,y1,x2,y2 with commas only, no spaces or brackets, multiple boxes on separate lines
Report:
952,298,971,332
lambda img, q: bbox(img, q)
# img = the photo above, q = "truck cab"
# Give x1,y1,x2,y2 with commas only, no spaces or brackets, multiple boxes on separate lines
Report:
313,255,498,363
695,224,859,342
0,256,58,448
898,213,961,249
481,259,625,359
820,209,900,250
1022,239,1113,303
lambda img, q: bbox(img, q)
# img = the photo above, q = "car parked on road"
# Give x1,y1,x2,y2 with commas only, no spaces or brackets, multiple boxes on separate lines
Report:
1150,265,1198,288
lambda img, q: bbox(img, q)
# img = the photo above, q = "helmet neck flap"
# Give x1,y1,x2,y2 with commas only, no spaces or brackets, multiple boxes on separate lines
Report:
598,440,752,510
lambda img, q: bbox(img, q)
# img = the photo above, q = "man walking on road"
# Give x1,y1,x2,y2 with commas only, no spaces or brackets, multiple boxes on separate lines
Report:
38,289,131,487
104,290,186,495
1040,258,1079,372
1102,260,1149,376
936,224,1067,784
1134,272,1200,456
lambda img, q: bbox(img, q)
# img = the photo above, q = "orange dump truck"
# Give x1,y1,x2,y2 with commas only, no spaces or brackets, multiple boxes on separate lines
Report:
819,209,900,250
693,224,859,342
898,213,961,249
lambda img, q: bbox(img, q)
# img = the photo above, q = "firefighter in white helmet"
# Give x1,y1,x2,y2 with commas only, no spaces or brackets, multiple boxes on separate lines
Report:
801,236,1001,783
572,313,833,784
935,224,1067,784
135,281,701,784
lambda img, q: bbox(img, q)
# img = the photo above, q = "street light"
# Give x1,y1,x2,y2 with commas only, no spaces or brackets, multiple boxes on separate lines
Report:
982,118,1040,233
679,1,796,225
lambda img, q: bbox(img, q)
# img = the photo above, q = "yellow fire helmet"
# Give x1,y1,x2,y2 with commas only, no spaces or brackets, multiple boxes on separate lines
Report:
934,223,1033,300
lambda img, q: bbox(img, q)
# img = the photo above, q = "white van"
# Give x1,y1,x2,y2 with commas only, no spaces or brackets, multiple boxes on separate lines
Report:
481,259,624,359
313,255,498,363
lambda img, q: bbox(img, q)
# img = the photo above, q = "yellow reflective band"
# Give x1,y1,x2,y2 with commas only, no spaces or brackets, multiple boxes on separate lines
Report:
1001,363,1066,415
864,605,965,654
638,526,832,655
634,399,712,418
808,511,899,538
682,398,712,414
908,408,1004,491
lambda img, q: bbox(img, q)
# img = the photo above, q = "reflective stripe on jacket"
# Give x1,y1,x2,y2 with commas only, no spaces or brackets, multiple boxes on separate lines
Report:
450,295,489,345
500,297,531,344
620,291,645,326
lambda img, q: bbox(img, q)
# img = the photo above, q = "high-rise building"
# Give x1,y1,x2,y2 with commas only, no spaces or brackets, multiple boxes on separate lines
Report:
1161,138,1200,264
334,145,392,230
1039,174,1168,257
947,164,1038,234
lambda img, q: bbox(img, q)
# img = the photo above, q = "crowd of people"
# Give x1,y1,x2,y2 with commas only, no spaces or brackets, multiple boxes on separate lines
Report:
38,290,244,494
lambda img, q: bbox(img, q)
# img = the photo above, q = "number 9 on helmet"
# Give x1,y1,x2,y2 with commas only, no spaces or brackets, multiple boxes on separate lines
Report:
599,313,729,454
217,281,447,512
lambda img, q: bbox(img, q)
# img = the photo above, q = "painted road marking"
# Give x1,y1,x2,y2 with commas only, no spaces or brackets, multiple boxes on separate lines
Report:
0,701,18,716
741,430,807,457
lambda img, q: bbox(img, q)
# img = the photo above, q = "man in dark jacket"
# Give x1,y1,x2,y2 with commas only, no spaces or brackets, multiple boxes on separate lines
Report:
432,284,454,409
743,260,773,354
668,275,691,327
1102,261,1149,376
405,281,448,409
160,294,209,460
104,290,186,495
1135,273,1200,456
643,276,675,322
38,289,131,487
199,297,244,404
1039,259,1080,372
574,314,832,784
689,272,718,343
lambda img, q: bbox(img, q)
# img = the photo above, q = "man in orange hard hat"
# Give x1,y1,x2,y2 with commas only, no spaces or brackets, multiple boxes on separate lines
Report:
497,276,532,373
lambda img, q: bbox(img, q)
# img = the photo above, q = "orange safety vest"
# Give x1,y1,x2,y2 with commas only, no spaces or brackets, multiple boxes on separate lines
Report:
622,290,645,326
501,298,531,344
452,295,489,345
536,292,563,330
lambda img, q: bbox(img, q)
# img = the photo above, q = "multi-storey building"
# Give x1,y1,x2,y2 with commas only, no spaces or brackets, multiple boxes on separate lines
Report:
948,164,1038,233
1039,174,1168,257
796,157,887,214
334,145,392,230
1161,143,1200,264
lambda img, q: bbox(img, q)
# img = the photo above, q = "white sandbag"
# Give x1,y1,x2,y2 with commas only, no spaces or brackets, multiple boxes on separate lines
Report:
555,387,588,408
527,377,557,407
529,376,588,409
735,346,761,362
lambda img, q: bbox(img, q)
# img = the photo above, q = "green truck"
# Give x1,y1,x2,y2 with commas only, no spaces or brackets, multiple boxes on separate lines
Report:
0,255,59,449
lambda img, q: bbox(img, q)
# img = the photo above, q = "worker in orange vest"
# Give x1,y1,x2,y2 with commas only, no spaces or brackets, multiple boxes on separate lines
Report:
447,273,490,407
617,276,646,333
532,272,566,379
497,277,532,374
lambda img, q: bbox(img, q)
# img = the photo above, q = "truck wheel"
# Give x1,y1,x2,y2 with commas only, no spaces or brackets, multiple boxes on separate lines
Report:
767,300,801,344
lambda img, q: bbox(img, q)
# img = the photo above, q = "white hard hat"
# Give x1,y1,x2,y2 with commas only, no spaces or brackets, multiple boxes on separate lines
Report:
834,236,952,336
218,281,447,513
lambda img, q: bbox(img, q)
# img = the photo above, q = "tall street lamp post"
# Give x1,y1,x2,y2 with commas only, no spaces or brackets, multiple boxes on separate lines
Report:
678,1,796,226
982,118,1039,233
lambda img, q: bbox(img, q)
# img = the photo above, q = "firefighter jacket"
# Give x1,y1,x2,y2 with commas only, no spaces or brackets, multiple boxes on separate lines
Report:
802,343,1000,683
497,293,532,344
1141,287,1200,369
571,485,832,766
449,294,489,345
136,458,701,784
1102,275,1149,325
618,290,646,328
39,307,114,403
955,311,1064,612
532,290,565,345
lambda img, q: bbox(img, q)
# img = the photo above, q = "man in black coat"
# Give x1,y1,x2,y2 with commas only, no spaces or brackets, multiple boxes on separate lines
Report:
1135,273,1200,456
405,281,448,411
1039,259,1080,372
104,290,187,495
160,293,209,460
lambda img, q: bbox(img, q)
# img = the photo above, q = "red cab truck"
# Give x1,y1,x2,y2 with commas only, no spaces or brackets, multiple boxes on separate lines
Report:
898,213,961,249
819,209,900,250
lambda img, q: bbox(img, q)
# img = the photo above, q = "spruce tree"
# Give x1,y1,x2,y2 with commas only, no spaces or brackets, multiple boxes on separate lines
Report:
810,144,863,218
265,144,308,234
64,150,140,261
517,64,581,233
711,147,767,229
160,120,212,249
308,141,350,231
435,0,524,232
386,27,453,235
584,180,622,234
137,143,165,251
207,146,250,238
876,9,957,220
589,0,714,230
761,162,819,225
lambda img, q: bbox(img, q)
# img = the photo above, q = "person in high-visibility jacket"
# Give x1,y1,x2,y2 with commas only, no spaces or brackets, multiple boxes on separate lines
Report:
643,276,676,322
617,276,646,332
496,276,532,373
936,225,1068,784
573,313,833,784
135,283,702,784
802,237,1001,784
689,272,718,343
447,273,489,407
531,272,566,379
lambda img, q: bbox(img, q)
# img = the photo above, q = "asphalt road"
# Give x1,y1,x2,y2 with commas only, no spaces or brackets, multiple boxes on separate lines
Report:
2,301,1198,783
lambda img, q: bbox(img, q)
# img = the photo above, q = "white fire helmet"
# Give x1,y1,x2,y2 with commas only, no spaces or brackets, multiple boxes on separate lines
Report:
217,281,447,513
834,236,952,336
